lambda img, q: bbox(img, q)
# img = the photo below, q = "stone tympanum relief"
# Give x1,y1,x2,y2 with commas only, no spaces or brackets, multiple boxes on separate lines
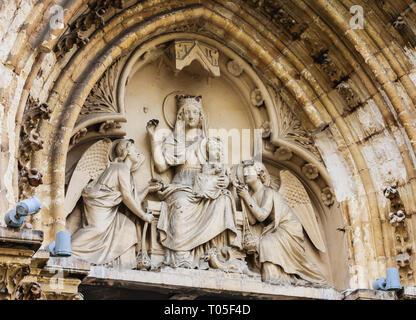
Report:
63,37,335,287
65,93,330,287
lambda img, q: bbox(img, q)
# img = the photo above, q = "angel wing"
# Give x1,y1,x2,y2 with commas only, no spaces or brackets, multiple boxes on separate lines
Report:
64,138,113,216
279,170,326,253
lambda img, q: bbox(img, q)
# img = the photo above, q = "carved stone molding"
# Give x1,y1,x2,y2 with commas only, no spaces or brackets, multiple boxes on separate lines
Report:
384,183,413,283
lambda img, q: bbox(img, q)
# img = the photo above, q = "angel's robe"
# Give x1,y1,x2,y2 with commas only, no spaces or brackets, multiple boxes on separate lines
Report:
243,185,326,284
156,135,239,268
70,162,138,267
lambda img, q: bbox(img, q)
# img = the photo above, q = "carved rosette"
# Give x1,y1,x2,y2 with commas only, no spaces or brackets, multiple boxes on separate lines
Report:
251,88,264,107
302,163,319,180
227,60,243,77
321,187,334,207
274,146,293,161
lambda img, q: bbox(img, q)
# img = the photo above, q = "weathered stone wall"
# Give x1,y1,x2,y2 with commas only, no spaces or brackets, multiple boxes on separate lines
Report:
1,0,416,290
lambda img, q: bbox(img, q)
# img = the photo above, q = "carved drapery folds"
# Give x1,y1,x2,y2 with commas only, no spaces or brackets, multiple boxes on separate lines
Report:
384,183,413,283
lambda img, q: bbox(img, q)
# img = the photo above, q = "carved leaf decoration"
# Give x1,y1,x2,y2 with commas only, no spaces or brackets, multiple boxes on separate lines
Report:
279,170,326,253
276,102,322,161
64,138,112,215
79,58,123,119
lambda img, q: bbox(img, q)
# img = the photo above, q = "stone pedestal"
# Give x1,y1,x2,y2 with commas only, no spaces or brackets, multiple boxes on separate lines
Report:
0,226,43,300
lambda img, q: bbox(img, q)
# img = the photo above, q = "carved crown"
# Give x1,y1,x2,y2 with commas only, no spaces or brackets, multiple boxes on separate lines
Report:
176,95,203,110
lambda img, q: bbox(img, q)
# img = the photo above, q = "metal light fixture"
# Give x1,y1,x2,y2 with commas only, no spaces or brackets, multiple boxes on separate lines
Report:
372,268,402,291
49,230,72,257
4,196,42,228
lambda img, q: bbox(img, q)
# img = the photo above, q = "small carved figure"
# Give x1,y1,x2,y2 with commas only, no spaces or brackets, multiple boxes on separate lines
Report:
193,137,230,199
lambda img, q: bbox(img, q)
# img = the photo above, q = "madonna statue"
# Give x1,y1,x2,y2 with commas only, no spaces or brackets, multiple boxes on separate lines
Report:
146,95,239,268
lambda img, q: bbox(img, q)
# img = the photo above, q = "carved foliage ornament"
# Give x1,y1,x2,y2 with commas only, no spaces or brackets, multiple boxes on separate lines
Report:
276,102,322,160
19,96,51,198
0,264,30,297
336,81,361,113
80,58,123,119
383,183,413,282
15,282,44,300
